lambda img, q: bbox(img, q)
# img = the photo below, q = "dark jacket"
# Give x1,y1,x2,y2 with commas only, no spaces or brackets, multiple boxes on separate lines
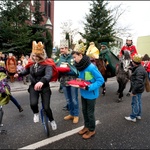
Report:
19,63,52,87
131,64,147,94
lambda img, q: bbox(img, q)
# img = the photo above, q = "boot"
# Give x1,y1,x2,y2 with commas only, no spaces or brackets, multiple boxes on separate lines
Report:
18,106,23,112
82,131,96,139
64,115,74,120
78,127,89,135
73,116,79,124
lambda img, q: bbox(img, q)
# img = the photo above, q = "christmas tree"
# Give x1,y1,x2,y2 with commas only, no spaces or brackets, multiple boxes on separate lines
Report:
80,0,115,49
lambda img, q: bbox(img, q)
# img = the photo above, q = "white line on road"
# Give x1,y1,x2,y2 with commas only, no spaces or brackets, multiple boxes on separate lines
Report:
18,120,101,150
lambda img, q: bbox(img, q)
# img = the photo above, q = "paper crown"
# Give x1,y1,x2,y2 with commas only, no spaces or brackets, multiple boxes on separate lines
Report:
73,42,86,54
32,41,44,55
60,40,69,48
132,54,142,63
86,42,99,59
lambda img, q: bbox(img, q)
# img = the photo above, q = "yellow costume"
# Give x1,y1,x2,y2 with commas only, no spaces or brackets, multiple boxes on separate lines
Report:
86,42,99,59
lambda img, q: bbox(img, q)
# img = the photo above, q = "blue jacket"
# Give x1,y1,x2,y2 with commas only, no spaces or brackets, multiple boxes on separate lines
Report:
79,63,104,100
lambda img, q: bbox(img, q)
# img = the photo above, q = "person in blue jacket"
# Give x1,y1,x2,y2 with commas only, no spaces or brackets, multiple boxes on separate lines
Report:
71,42,104,139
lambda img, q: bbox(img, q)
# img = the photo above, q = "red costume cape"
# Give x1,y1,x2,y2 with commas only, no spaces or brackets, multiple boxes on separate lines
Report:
25,58,58,82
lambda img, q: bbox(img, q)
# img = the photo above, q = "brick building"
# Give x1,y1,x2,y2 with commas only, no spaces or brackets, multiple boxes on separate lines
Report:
30,0,54,44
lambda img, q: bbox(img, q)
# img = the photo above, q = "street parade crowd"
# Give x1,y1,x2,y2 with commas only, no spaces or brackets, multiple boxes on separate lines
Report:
0,37,150,139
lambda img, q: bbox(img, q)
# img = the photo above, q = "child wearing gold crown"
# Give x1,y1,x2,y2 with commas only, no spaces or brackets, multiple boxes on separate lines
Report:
125,54,147,122
71,42,104,139
14,41,57,130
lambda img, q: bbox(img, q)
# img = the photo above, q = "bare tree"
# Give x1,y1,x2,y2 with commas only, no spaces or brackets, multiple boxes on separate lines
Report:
108,2,133,38
60,20,79,48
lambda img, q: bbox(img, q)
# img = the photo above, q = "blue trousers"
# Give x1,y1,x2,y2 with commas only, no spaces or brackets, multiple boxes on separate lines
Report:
10,95,21,109
130,93,142,119
63,86,79,117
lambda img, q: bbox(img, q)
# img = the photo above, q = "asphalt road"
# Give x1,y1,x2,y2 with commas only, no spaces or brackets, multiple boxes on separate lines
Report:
0,78,150,149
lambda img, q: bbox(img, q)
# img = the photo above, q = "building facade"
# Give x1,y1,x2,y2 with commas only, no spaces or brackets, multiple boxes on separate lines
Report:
30,0,54,43
110,36,123,56
136,35,150,56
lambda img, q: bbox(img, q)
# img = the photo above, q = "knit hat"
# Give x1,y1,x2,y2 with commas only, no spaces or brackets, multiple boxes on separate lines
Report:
101,42,108,47
32,41,44,55
73,42,86,54
132,54,142,64
86,42,99,59
60,39,69,48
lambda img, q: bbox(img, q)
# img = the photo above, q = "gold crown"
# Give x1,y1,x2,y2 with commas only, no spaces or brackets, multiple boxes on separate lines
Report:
132,54,142,63
73,42,86,54
32,41,44,55
86,42,99,59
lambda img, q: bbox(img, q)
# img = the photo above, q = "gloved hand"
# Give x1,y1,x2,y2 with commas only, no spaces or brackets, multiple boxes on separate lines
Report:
1,92,7,98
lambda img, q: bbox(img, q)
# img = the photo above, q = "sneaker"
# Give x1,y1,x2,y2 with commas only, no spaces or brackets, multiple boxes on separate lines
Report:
125,116,136,122
33,113,39,123
50,120,57,130
136,116,141,120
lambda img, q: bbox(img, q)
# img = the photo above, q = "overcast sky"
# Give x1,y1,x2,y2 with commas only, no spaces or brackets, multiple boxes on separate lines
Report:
54,1,150,46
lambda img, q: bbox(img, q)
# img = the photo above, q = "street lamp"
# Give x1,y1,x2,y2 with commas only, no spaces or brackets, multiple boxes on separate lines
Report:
45,18,53,30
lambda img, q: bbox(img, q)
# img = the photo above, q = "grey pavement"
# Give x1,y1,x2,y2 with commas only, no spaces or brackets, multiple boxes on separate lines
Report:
9,77,116,92
9,80,60,92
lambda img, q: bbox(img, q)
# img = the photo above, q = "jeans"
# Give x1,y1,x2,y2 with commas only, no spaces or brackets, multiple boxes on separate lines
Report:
10,95,21,109
130,93,142,119
81,96,96,131
63,86,79,116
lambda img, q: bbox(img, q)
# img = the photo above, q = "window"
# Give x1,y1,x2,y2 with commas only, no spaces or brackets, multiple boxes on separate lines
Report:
45,0,47,15
48,0,51,18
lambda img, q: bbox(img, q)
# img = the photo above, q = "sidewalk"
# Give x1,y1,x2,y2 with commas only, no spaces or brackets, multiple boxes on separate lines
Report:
9,80,60,92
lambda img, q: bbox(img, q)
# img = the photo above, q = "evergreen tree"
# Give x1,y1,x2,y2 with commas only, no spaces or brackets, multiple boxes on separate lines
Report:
80,0,115,49
0,0,32,55
45,29,53,58
32,0,44,25
30,0,52,57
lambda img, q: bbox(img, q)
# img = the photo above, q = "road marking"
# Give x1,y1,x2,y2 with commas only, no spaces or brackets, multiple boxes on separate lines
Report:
18,120,101,150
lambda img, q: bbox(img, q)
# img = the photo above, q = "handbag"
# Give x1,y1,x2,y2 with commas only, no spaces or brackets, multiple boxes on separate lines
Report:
145,76,150,92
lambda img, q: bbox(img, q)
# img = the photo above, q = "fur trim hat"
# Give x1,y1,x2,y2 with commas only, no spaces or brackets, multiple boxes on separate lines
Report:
73,42,86,54
86,42,99,59
132,54,142,64
60,40,69,48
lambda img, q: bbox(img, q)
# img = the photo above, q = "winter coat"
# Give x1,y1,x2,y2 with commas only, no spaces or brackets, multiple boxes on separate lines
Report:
79,63,104,100
19,63,52,87
56,53,79,86
131,64,147,94
119,45,138,58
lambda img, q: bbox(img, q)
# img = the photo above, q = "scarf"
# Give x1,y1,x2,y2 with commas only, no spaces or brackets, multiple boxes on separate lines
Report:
75,55,91,71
